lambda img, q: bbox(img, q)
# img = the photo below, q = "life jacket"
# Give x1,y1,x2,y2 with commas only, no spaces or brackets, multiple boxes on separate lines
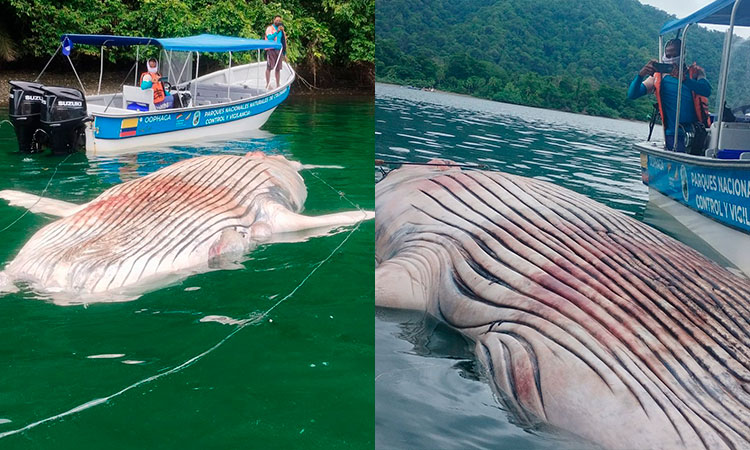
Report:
653,69,711,131
140,71,166,104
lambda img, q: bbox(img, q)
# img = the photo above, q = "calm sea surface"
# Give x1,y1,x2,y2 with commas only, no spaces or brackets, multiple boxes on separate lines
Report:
0,95,374,449
375,83,721,449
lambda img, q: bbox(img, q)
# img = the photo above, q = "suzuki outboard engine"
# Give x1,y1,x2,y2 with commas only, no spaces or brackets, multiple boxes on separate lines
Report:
40,86,88,154
8,81,46,153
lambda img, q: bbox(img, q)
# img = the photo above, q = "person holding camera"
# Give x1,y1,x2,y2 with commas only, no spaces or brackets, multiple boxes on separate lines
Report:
627,39,711,153
265,15,287,89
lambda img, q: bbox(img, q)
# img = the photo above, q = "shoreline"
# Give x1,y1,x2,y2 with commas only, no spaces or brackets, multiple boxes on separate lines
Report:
375,81,648,124
1,70,372,107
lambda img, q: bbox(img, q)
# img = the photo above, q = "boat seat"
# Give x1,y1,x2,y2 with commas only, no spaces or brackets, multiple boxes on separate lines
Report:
122,85,155,111
710,121,750,153
196,83,264,101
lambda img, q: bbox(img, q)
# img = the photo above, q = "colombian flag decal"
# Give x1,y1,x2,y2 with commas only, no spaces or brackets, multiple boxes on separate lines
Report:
120,118,138,137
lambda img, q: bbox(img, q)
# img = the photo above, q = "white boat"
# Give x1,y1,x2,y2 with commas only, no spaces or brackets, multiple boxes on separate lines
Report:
633,0,750,275
8,33,295,155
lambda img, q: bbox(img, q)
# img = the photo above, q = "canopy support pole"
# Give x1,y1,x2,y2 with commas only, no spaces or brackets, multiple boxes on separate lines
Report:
658,35,663,63
673,25,690,145
228,51,232,99
97,46,105,95
194,52,200,101
168,50,173,83
176,53,190,86
134,46,139,86
257,49,261,89
66,55,87,96
714,0,743,151
34,44,61,83
270,45,283,90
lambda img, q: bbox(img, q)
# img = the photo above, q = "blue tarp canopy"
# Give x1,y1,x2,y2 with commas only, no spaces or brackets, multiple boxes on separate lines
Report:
61,34,157,47
157,34,281,51
60,33,281,51
661,0,750,35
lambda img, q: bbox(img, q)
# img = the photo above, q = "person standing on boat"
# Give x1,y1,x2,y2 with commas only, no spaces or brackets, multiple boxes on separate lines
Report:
627,39,711,153
140,58,174,110
265,15,287,89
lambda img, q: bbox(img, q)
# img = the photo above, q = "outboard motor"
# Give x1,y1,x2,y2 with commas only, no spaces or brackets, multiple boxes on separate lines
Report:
40,86,88,154
8,81,46,153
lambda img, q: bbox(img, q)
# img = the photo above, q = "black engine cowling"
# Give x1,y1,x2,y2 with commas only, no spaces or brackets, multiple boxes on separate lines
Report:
8,80,45,153
40,86,88,154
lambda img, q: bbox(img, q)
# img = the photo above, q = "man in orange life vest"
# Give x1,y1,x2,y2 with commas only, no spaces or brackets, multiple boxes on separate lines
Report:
627,39,711,153
140,58,174,110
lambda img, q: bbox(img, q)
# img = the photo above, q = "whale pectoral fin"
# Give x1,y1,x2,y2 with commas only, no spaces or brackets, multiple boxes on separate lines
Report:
0,271,18,295
375,259,429,310
270,208,374,234
0,190,82,217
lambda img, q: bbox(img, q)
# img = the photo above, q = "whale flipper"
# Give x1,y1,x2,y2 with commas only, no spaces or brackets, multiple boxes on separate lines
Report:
0,190,82,217
269,207,374,234
0,271,18,294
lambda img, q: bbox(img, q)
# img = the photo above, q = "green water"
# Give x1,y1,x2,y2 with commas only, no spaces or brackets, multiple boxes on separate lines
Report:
0,96,374,448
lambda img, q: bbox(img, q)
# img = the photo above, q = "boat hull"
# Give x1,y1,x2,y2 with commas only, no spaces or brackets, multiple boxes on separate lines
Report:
86,85,289,154
637,141,750,274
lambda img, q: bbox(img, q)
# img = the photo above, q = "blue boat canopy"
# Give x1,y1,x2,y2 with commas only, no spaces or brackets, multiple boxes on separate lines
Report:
660,0,750,35
61,34,156,47
157,34,281,51
60,33,281,51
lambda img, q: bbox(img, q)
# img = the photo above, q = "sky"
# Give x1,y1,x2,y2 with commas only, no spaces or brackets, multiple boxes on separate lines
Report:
639,0,750,37
640,0,715,17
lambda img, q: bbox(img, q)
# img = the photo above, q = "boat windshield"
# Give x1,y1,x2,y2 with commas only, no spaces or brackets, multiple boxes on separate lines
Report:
723,36,750,118
160,50,194,87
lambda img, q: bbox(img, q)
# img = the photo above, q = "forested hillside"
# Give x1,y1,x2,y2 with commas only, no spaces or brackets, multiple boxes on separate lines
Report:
0,0,374,88
376,0,738,120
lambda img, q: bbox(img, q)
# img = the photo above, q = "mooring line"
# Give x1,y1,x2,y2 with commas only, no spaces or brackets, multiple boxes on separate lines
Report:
0,169,365,440
306,169,367,213
0,153,73,234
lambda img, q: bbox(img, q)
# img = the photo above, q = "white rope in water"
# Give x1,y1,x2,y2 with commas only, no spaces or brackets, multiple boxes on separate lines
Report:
0,169,365,440
306,169,365,212
0,154,73,234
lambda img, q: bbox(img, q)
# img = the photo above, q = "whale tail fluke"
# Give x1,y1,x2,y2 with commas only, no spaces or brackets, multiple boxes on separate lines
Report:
0,190,81,217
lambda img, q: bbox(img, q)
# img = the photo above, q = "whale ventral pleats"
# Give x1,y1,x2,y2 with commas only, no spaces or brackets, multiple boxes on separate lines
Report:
375,162,750,450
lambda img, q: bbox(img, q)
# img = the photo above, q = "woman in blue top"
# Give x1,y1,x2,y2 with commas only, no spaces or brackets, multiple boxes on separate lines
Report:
265,15,287,89
627,39,711,152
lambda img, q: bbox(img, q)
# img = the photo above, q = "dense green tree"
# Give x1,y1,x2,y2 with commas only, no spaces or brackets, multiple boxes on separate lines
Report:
376,0,748,121
2,0,373,85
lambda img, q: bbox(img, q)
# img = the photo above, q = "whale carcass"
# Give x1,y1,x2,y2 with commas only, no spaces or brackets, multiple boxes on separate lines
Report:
0,152,372,301
375,161,750,450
